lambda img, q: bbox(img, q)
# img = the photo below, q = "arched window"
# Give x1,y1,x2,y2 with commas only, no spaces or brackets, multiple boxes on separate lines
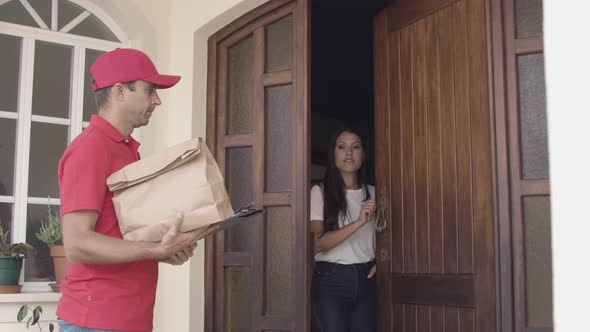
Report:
0,0,126,292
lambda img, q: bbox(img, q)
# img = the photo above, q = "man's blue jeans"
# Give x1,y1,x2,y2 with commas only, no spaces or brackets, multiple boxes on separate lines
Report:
311,261,377,332
57,320,125,332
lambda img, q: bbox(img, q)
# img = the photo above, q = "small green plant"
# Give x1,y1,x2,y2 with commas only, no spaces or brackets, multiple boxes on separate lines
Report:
0,224,35,257
17,305,55,332
36,205,62,246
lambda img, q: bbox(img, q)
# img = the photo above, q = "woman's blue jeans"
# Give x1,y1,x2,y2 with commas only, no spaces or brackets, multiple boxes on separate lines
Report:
311,261,377,332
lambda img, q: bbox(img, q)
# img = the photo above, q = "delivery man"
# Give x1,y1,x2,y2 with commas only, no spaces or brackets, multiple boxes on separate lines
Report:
57,48,207,332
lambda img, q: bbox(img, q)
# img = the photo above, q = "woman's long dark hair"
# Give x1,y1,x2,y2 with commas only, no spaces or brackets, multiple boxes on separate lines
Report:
321,127,371,232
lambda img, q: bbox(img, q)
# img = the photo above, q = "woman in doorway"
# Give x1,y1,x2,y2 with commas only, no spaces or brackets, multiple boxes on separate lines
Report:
310,127,377,332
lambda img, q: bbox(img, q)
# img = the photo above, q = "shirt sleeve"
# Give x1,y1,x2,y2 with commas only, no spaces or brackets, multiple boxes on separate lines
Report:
59,143,109,216
310,185,324,221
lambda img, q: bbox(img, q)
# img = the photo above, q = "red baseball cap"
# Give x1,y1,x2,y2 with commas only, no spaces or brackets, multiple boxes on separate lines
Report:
90,48,181,91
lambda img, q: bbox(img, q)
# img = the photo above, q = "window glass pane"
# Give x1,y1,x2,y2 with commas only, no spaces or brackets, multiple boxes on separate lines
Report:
225,147,253,251
69,14,120,43
0,0,39,27
32,41,72,118
58,0,83,30
28,122,68,198
523,195,553,328
0,118,17,196
28,0,51,28
225,267,251,332
265,85,292,192
0,34,21,113
25,204,59,282
516,0,543,38
227,36,253,135
265,15,293,72
0,203,13,240
83,49,105,121
264,206,292,316
518,53,548,180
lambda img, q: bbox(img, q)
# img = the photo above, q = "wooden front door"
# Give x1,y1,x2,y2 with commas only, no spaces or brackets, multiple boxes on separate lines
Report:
373,0,496,331
205,0,310,331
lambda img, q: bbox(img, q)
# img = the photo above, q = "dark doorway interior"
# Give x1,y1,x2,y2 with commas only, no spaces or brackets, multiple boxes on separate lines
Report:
311,0,391,183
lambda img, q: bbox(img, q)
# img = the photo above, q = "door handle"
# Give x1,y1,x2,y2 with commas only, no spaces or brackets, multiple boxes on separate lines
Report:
375,207,387,232
375,182,388,232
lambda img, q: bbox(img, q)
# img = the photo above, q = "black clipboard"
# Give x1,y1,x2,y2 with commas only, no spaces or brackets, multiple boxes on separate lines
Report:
205,202,263,236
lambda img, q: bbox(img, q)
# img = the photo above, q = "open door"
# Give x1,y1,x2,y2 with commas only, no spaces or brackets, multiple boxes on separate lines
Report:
373,0,496,331
205,0,310,331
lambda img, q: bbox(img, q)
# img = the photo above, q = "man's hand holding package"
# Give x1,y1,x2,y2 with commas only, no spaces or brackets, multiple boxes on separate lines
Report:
159,243,197,265
156,212,218,265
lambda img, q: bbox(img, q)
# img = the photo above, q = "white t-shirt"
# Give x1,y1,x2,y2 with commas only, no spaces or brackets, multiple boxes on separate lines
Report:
310,184,376,264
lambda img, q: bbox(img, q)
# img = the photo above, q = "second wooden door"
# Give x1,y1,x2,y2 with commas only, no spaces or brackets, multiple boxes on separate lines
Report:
373,0,496,331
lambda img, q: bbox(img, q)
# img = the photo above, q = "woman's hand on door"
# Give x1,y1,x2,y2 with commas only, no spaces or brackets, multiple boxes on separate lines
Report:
367,264,376,279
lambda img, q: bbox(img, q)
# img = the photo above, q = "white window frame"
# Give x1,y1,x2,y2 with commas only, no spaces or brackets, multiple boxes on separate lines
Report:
0,0,128,292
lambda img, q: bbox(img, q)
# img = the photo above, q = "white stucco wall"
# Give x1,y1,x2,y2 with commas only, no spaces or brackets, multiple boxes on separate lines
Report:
544,1,590,331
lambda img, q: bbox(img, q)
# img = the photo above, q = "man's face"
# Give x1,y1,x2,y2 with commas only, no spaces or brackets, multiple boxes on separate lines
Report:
121,80,161,128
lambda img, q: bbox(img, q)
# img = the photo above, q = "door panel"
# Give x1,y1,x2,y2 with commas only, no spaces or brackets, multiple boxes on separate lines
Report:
205,1,310,331
374,0,496,331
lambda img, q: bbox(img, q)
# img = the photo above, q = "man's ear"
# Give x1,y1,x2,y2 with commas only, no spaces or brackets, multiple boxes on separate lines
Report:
112,83,125,101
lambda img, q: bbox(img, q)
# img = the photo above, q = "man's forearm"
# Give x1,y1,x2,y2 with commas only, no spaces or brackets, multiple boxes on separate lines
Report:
65,230,159,264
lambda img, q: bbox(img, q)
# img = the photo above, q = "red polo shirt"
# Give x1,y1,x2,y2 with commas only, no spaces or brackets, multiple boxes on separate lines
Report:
57,115,158,332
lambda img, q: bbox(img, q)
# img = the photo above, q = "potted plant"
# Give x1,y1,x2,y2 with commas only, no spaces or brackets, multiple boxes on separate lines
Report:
17,304,55,332
36,205,69,292
0,225,35,293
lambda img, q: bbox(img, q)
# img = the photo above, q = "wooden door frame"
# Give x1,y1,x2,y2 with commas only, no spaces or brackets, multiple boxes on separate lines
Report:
202,0,536,330
490,0,549,331
204,0,310,331
488,0,513,330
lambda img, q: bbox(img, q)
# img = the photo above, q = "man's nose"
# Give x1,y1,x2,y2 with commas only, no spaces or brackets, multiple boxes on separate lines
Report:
153,91,161,105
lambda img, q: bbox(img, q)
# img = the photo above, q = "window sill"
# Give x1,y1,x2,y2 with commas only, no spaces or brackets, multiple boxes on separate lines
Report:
0,292,61,303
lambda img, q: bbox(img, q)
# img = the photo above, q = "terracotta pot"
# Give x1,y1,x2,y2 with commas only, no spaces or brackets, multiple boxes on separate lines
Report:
49,245,70,288
0,285,22,293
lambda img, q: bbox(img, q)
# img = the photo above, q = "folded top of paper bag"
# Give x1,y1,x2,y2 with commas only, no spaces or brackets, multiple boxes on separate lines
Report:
107,137,201,192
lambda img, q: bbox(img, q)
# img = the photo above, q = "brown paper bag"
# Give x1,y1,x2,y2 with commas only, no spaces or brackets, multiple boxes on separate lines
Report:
106,137,234,242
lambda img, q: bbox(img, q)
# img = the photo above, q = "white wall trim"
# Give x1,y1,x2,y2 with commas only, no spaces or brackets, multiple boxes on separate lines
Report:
0,196,15,203
0,111,18,119
51,0,58,31
12,38,34,245
0,21,121,51
69,0,128,43
0,291,60,303
30,115,70,125
27,197,60,205
70,46,85,139
19,0,49,30
59,11,90,33
21,281,52,293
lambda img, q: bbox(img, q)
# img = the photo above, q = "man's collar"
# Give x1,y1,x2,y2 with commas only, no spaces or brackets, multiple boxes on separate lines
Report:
89,115,138,145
